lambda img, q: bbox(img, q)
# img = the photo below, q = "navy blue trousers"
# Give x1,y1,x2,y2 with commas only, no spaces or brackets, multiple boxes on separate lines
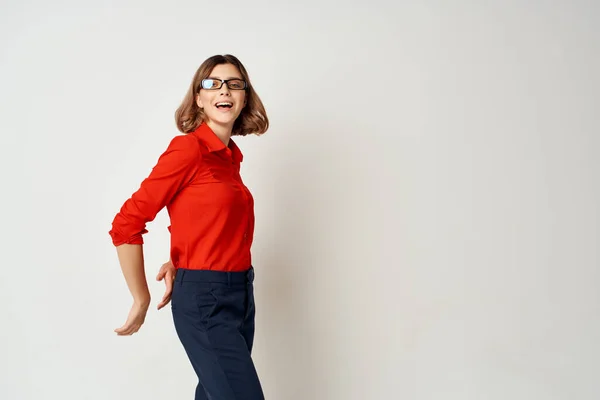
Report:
171,267,265,400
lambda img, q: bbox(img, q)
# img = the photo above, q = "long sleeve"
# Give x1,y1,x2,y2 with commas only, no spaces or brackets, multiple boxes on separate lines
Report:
109,134,201,246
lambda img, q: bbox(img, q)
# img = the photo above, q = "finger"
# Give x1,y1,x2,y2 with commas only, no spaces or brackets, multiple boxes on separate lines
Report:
156,268,165,281
114,319,131,332
115,320,133,334
114,325,128,335
166,271,175,291
158,287,172,308
158,295,168,308
117,323,138,336
160,271,175,308
115,315,139,335
117,328,134,336
157,294,172,310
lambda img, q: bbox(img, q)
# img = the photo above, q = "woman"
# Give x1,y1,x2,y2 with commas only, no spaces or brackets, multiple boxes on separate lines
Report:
108,54,269,400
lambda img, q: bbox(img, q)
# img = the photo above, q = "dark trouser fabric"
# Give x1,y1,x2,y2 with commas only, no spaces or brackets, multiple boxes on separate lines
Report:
171,267,265,400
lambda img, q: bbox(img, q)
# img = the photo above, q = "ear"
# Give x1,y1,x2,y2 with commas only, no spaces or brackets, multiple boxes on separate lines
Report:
196,93,204,109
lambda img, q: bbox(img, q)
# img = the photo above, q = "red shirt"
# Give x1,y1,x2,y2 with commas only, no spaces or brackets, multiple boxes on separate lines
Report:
109,122,254,271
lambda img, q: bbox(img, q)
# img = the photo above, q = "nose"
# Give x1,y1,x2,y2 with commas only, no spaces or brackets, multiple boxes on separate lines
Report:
219,82,231,95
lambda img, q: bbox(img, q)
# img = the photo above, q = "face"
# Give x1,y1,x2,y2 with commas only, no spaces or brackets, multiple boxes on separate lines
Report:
196,63,247,130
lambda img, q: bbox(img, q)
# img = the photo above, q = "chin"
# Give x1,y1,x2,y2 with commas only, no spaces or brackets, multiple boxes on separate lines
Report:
209,113,239,126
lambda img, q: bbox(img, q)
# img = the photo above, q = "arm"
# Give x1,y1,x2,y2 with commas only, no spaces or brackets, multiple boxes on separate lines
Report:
108,135,200,247
113,243,150,335
116,243,150,307
110,135,200,334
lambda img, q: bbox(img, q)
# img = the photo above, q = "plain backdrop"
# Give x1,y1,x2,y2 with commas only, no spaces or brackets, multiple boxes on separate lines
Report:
1,1,598,399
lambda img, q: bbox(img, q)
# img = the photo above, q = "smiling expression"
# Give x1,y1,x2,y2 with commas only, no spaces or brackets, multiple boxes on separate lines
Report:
196,63,247,129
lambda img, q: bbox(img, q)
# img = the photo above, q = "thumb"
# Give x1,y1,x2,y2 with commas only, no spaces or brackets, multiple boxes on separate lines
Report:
156,268,165,281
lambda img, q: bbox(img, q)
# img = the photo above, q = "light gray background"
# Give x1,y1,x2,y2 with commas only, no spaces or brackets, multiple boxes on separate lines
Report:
1,1,598,399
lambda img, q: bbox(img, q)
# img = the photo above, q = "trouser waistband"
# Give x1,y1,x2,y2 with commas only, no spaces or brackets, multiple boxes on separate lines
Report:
175,267,254,285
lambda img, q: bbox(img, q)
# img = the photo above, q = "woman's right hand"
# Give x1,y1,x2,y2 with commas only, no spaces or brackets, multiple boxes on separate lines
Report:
114,299,150,336
156,260,176,310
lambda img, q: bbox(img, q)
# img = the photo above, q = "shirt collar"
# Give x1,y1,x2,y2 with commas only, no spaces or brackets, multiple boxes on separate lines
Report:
192,122,243,163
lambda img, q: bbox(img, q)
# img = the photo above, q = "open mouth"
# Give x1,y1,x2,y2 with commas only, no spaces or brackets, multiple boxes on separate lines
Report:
215,102,233,110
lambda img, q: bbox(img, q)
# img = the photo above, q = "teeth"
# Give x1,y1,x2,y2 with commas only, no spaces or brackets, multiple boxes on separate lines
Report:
216,102,232,106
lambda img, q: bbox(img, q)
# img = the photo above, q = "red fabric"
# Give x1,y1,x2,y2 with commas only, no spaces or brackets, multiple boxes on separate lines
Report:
109,122,254,271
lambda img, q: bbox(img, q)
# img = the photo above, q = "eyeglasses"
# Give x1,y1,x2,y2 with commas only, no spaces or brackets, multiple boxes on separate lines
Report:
200,78,247,91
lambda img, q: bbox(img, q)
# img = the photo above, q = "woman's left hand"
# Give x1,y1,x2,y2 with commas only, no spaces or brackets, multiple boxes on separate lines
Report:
156,260,176,310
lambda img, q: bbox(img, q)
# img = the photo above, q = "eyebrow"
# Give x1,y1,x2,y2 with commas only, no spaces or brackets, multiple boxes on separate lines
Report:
207,76,243,80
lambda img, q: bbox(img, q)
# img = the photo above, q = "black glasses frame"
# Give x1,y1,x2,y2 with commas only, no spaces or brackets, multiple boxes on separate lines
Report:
200,78,247,91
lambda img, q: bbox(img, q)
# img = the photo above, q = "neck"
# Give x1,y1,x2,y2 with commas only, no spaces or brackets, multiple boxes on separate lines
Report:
206,120,233,146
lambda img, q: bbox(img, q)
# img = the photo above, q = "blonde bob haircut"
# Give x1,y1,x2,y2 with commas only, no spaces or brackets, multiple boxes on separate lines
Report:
175,54,269,136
